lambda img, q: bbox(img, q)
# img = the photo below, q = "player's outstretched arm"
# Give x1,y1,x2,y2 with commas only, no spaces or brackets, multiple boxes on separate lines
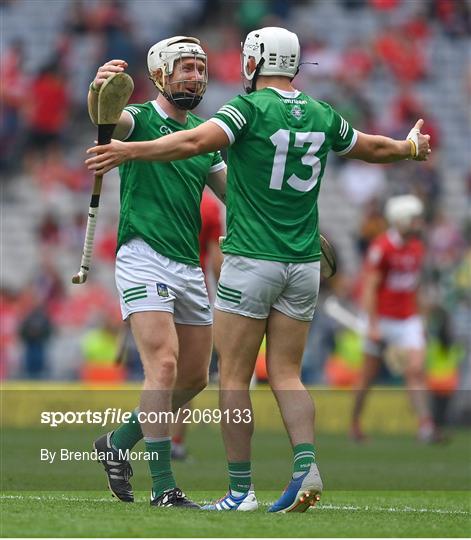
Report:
345,119,431,163
86,122,229,175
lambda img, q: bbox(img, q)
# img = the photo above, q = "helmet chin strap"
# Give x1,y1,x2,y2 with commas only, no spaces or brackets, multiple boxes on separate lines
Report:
245,57,265,94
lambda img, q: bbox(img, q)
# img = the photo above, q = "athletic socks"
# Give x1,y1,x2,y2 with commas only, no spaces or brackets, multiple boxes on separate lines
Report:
145,437,177,498
228,461,252,496
110,409,143,452
292,443,316,477
110,410,176,498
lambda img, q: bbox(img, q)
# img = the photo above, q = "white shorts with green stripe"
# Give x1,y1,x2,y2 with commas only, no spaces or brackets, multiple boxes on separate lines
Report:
215,255,320,321
115,238,212,325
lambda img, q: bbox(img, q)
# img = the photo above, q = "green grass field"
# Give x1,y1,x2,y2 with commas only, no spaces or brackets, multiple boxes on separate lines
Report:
2,490,469,538
1,427,470,537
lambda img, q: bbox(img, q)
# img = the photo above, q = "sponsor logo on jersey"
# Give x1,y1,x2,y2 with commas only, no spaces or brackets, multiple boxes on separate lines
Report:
291,105,303,119
281,98,307,105
156,283,169,297
160,126,174,136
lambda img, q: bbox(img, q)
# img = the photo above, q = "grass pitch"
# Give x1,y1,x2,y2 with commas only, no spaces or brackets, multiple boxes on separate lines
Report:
1,427,470,537
1,490,469,537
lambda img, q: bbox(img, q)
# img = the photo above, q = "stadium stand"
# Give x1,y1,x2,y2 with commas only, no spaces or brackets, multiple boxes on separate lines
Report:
0,0,469,411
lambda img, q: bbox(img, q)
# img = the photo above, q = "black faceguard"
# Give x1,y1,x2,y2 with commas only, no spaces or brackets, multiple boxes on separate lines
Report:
163,89,204,110
150,52,208,111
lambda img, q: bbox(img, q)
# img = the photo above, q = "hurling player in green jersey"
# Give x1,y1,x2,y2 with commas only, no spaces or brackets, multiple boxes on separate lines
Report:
87,27,432,513
87,37,226,509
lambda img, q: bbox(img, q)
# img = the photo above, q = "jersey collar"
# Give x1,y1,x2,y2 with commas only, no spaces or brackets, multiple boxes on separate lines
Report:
151,100,169,119
267,87,301,99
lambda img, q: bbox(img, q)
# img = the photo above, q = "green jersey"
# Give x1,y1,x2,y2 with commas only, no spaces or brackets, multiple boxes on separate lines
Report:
211,88,357,262
118,100,225,266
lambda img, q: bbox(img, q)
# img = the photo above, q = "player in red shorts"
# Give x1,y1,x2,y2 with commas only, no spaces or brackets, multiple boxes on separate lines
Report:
351,194,437,442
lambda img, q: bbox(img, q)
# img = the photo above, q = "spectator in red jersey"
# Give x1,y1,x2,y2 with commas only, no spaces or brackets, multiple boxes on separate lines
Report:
374,26,428,83
432,0,471,39
0,287,22,379
0,39,28,174
369,0,399,11
24,59,70,165
337,39,374,84
351,195,438,443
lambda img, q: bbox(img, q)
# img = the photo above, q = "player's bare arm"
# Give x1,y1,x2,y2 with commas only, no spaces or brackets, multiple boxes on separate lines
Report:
88,59,134,140
345,119,431,163
362,268,382,342
86,121,229,175
206,168,227,205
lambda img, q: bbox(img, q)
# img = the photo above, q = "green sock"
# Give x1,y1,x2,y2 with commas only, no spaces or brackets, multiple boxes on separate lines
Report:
110,410,143,452
228,461,251,495
293,443,316,475
145,437,176,498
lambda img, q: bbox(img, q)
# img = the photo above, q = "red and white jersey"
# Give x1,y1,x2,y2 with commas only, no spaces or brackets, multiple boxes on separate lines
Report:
365,229,425,319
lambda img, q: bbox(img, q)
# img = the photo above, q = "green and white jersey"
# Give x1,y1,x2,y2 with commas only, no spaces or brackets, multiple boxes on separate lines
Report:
210,88,357,262
118,100,225,266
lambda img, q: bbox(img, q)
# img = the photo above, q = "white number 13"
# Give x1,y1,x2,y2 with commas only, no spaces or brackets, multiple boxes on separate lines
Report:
269,129,325,192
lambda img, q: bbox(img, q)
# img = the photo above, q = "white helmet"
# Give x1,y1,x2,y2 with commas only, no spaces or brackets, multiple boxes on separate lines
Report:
147,36,207,110
241,27,300,93
385,195,424,228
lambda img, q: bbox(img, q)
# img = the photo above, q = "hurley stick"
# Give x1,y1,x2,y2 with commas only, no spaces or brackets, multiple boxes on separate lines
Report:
72,72,134,284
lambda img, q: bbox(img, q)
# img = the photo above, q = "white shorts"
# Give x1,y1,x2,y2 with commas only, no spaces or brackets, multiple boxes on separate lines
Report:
115,238,212,325
215,255,320,321
364,315,426,356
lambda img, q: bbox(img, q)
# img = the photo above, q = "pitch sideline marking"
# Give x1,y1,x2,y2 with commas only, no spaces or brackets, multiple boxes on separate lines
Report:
1,495,469,515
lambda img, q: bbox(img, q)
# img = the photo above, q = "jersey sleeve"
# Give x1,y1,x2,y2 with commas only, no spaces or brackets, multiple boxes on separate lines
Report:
122,104,143,140
209,96,251,145
330,108,358,155
209,150,226,173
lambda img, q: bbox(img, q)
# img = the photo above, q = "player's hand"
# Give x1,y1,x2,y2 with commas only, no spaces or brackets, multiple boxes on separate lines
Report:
91,59,128,91
85,139,131,175
406,119,431,161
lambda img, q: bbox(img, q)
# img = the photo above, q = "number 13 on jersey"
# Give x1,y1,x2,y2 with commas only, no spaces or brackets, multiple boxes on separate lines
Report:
269,129,325,192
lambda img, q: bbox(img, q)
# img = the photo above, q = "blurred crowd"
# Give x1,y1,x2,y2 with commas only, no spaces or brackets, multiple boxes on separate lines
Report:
0,0,470,416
